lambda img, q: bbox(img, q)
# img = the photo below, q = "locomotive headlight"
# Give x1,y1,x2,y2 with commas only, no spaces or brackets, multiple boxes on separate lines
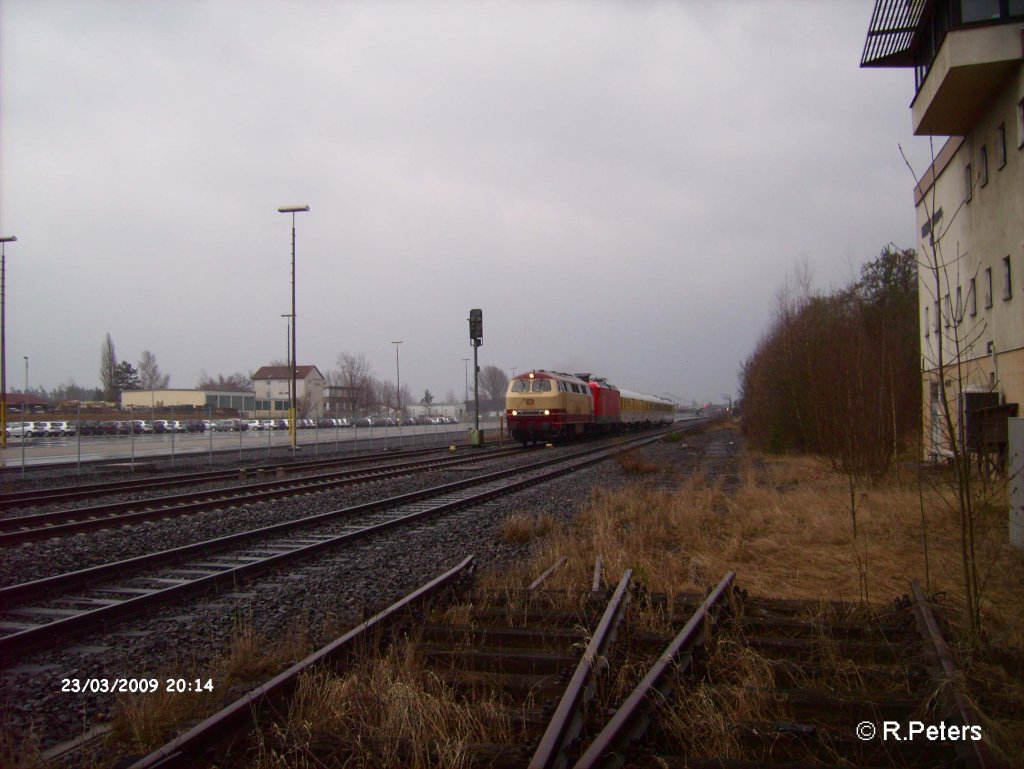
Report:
544,409,550,416
511,410,518,416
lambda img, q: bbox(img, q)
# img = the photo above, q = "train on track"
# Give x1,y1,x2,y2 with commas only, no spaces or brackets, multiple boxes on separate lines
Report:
505,369,675,445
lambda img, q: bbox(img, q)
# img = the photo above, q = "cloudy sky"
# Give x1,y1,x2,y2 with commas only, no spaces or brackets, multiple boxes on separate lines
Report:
1,0,934,406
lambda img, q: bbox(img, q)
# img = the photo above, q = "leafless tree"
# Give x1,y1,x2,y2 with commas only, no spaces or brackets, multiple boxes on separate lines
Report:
99,333,118,402
479,365,509,402
138,350,170,390
197,371,252,391
333,352,376,419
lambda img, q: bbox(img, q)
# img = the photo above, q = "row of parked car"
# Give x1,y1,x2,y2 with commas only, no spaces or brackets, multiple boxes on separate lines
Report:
5,415,462,439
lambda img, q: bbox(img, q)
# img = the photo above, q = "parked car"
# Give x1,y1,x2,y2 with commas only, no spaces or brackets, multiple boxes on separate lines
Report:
152,420,170,434
245,419,263,431
77,420,101,436
49,420,77,436
212,419,236,432
186,419,206,433
167,420,186,433
5,421,35,439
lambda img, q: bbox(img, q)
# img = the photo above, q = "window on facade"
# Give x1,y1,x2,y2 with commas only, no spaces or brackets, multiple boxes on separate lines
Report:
997,123,1007,168
985,267,993,308
955,286,962,323
960,0,1000,22
1003,256,1013,300
964,163,973,202
968,277,977,316
1018,98,1024,149
924,306,930,336
944,294,952,327
933,300,941,331
979,145,988,186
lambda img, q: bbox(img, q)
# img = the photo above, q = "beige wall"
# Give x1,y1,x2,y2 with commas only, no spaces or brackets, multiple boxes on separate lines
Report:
914,40,1023,455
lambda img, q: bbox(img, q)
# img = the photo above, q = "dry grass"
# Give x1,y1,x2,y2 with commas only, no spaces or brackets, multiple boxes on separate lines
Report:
248,640,515,769
497,511,558,545
494,439,1024,764
507,450,1024,646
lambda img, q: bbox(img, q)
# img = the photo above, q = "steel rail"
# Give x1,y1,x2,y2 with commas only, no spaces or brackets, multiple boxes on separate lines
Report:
0,448,523,545
123,555,475,769
0,443,498,508
572,570,736,769
0,433,666,658
529,569,633,769
910,582,1002,769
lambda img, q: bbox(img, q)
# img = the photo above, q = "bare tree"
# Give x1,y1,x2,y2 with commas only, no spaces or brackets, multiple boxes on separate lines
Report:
333,352,376,419
479,365,509,402
197,371,252,391
99,333,118,402
138,350,170,390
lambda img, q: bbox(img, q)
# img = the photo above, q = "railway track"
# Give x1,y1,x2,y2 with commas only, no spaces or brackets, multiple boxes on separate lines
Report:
0,445,524,545
0,432,669,660
0,443,506,510
111,563,996,769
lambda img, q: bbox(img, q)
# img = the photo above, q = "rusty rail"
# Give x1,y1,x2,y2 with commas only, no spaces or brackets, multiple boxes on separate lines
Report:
529,569,633,769
910,582,1002,769
124,555,475,769
573,570,736,769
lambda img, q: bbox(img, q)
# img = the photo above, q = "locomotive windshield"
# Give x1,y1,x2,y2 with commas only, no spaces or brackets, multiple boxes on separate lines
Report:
531,380,552,392
511,380,530,393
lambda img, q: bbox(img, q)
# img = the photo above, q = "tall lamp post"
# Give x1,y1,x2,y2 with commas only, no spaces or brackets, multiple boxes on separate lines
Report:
281,313,292,439
392,340,403,446
278,205,309,453
1,235,17,449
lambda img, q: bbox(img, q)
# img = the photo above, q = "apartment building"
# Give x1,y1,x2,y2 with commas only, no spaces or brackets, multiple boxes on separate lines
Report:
863,0,1024,455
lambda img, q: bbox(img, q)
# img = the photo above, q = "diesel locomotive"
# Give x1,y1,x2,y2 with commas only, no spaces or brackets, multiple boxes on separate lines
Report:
505,370,675,445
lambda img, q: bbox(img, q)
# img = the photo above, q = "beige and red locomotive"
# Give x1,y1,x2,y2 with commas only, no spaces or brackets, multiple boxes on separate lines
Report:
505,369,674,445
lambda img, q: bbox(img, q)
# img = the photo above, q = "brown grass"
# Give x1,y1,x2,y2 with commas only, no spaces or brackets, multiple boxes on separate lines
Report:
508,451,1024,646
248,640,515,769
497,511,557,545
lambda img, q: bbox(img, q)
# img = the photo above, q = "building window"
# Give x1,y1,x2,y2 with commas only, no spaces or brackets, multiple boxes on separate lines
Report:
960,0,1001,23
979,145,988,186
1003,256,1013,300
1018,98,1024,149
934,300,941,331
924,306,930,336
984,267,993,308
944,294,952,327
997,123,1006,168
955,286,962,323
968,277,977,316
964,163,973,202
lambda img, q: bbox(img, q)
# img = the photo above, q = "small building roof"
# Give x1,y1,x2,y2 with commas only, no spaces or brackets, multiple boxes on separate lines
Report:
3,393,49,407
251,365,324,381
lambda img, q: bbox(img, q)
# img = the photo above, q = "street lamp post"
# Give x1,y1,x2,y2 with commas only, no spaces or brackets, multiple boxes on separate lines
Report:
278,205,309,454
392,341,403,446
1,235,17,450
21,356,27,475
281,312,292,450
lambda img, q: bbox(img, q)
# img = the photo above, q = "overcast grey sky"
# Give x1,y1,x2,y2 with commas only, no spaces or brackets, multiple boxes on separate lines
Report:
1,0,933,405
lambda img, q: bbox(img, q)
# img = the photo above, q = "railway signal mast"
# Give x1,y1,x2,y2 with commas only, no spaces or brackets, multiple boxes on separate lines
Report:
469,308,483,445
